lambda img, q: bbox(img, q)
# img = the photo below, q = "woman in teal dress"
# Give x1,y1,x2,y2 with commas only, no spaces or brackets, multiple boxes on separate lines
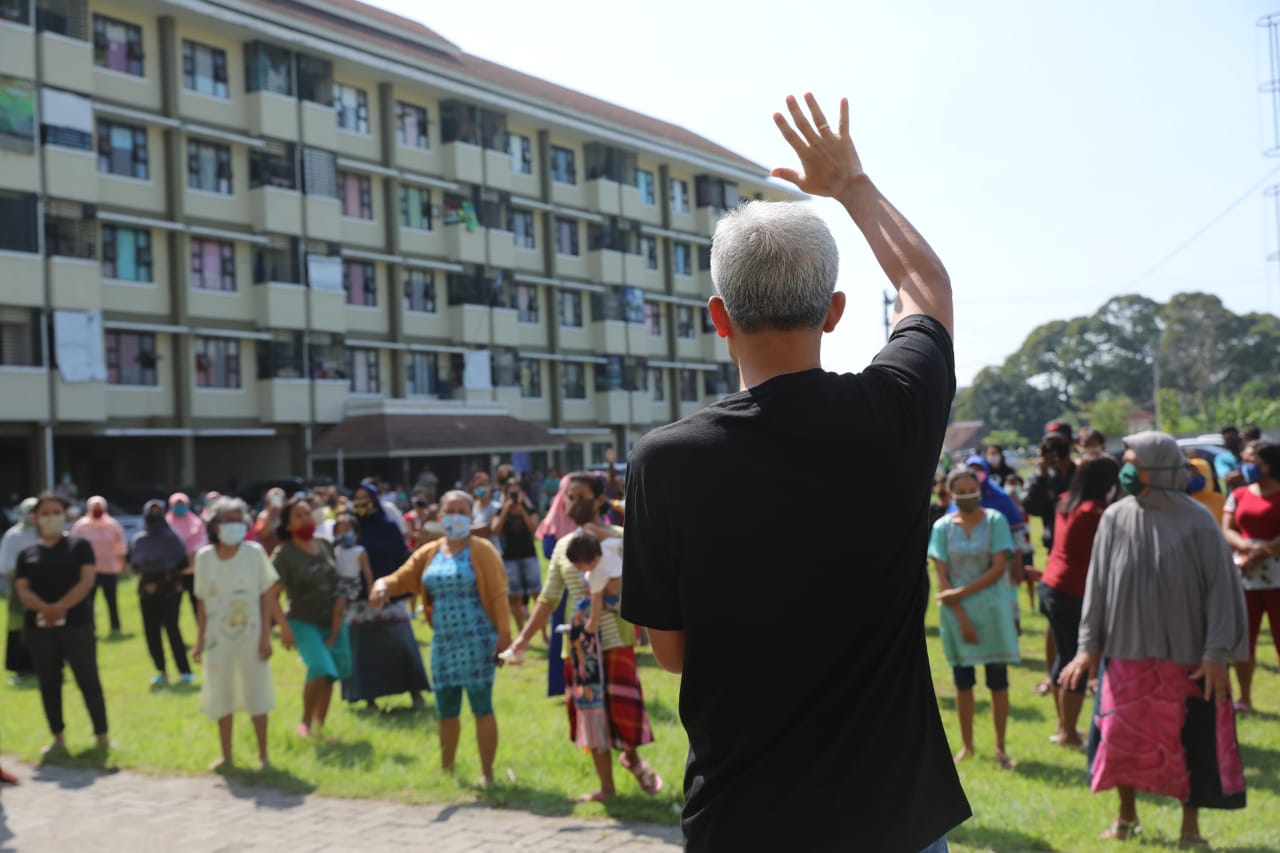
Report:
929,468,1020,769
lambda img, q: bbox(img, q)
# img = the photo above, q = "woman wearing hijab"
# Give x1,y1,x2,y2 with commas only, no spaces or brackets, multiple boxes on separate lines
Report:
167,492,208,621
2,497,39,681
129,500,193,686
340,481,431,711
71,496,127,635
535,474,581,698
1060,431,1249,847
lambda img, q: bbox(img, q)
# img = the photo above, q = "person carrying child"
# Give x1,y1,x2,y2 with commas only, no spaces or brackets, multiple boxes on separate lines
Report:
560,532,623,753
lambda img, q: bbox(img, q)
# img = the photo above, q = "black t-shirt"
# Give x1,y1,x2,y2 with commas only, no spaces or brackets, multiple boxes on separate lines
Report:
623,316,970,852
14,536,97,630
499,498,537,560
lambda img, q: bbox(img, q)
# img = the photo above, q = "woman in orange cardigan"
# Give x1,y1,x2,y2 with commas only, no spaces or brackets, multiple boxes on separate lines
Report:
371,490,511,786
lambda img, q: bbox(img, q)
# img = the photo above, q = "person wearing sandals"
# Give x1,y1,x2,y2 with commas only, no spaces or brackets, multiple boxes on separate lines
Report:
192,497,279,769
1060,431,1249,848
130,500,194,686
369,490,510,786
930,469,1020,769
507,472,663,803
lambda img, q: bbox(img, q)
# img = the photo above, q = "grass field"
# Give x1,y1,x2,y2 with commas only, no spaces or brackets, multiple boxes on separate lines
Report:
2,541,1278,852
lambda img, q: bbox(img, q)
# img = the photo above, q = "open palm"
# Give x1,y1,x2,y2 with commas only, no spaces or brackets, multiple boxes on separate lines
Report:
771,93,865,198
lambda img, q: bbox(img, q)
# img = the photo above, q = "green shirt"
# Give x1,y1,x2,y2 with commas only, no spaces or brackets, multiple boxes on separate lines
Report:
538,526,633,656
271,539,337,628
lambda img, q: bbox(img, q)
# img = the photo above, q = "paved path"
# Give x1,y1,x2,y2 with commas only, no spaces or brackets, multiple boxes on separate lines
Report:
0,760,680,852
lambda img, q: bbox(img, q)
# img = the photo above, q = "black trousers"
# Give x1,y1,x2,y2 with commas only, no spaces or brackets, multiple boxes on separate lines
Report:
180,574,198,621
140,593,190,675
23,623,109,736
94,574,121,632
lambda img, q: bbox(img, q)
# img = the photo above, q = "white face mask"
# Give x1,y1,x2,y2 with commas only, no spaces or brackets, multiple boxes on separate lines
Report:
37,514,65,537
311,507,327,525
218,522,247,546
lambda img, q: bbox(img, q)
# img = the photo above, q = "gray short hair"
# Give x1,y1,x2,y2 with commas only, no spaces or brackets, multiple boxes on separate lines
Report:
439,490,474,512
207,495,249,524
711,201,838,333
946,469,979,492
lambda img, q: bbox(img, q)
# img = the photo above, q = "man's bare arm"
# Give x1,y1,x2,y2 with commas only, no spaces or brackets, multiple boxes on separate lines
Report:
772,93,953,338
647,628,686,675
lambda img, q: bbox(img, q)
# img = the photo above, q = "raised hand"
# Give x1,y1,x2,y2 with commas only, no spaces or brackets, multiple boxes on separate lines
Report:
771,93,865,198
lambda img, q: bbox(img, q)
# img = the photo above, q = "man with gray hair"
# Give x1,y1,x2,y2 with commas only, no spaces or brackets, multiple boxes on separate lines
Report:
622,94,966,851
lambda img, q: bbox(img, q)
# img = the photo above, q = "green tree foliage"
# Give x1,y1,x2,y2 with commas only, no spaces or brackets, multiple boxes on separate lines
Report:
959,293,1279,437
980,429,1029,450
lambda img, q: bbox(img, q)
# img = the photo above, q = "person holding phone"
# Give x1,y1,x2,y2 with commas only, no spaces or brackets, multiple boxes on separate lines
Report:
493,478,540,634
13,492,109,753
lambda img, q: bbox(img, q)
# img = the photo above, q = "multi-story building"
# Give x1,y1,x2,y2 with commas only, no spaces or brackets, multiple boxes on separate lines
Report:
0,0,798,497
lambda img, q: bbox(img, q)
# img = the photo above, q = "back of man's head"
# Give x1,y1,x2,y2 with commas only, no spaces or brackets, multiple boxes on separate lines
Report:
711,201,838,333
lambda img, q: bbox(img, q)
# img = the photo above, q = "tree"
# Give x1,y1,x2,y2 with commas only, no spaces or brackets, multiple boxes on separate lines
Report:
1086,393,1135,439
980,429,1029,450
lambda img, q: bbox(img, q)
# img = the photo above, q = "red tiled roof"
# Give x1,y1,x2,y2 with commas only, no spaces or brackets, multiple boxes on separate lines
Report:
943,420,986,453
310,413,566,459
253,1,767,173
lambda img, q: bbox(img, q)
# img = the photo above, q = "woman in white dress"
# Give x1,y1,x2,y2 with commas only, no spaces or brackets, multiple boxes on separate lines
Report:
193,496,281,770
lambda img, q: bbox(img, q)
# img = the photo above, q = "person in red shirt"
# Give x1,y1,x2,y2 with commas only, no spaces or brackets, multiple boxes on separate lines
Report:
1222,441,1280,713
1039,453,1119,748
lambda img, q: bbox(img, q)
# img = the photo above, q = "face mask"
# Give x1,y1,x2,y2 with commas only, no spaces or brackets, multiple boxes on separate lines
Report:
312,507,327,524
474,486,488,499
145,514,166,528
954,495,982,512
352,500,373,516
970,470,988,484
441,513,471,540
1186,474,1207,494
218,522,247,546
269,494,284,509
293,523,316,542
568,499,598,526
336,531,355,548
1119,463,1146,497
90,506,104,519
172,504,189,517
38,514,65,536
1242,463,1263,485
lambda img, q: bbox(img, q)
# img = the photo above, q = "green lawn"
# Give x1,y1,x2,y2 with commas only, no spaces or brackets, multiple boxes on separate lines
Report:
3,546,1278,851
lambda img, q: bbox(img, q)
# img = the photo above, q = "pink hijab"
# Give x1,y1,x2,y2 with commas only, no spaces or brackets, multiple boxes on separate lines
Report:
165,492,208,553
70,495,125,574
535,475,576,541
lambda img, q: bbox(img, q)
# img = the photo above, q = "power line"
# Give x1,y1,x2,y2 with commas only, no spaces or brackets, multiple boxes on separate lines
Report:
1126,163,1280,288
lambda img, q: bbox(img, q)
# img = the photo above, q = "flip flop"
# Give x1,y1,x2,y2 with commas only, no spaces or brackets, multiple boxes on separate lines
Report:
575,790,610,803
0,767,18,785
1100,821,1141,841
1179,835,1211,850
619,753,664,794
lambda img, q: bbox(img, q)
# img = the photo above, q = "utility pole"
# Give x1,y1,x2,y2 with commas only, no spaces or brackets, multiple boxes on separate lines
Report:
1152,350,1162,432
882,291,894,343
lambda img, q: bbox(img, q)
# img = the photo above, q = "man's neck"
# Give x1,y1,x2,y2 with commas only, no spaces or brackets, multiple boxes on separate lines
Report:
734,330,824,390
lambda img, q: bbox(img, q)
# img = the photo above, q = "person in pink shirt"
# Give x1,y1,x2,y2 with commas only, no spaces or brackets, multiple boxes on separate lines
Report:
70,496,127,635
167,492,208,621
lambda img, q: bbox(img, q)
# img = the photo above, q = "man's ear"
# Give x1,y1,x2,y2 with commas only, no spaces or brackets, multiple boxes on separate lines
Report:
823,292,846,334
708,296,732,338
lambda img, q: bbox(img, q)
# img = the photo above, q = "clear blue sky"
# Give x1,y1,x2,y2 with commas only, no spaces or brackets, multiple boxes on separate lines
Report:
370,0,1279,385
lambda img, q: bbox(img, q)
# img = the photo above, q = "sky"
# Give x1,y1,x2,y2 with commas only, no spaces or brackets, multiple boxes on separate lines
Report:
369,0,1280,385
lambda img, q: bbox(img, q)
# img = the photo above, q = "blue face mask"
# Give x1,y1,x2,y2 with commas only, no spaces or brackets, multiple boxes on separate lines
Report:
336,532,355,548
172,504,189,517
1186,474,1207,494
441,513,472,540
475,486,488,499
1241,463,1263,485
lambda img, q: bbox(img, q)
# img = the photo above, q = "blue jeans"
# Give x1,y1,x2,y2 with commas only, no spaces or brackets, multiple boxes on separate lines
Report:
918,838,949,853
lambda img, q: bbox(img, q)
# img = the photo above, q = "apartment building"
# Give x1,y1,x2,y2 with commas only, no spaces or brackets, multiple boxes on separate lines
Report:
0,0,799,497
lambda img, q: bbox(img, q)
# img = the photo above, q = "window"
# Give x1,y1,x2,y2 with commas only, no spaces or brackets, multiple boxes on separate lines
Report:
182,40,228,99
302,147,337,198
195,337,240,389
550,145,576,185
512,284,538,324
333,83,369,134
561,362,586,399
636,169,655,205
244,41,292,95
596,355,623,392
679,369,699,402
190,238,235,291
44,200,94,258
677,306,696,339
558,290,582,328
105,330,156,386
187,139,232,194
0,308,41,367
406,351,437,396
698,245,712,272
396,102,429,148
345,347,379,393
296,54,331,105
639,235,658,271
253,236,299,283
400,186,432,231
706,363,737,397
519,358,541,398
92,14,143,76
492,349,517,387
554,218,579,256
509,134,531,174
651,367,665,402
1,0,31,25
96,121,147,179
0,192,38,253
0,76,35,154
509,209,534,249
622,287,644,324
39,88,92,151
403,269,436,313
101,226,151,282
644,301,662,337
338,172,372,219
440,100,479,145
308,335,345,379
696,175,740,211
257,331,303,378
590,288,624,323
673,242,692,276
36,0,88,39
670,178,690,213
343,260,376,306
249,140,296,190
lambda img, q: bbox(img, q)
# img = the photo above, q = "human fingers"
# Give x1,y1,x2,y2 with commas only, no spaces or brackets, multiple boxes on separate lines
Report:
785,95,820,144
769,167,804,189
804,92,832,136
772,112,807,155
838,97,850,138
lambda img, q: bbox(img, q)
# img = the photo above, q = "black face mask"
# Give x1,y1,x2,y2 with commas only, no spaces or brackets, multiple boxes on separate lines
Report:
568,499,598,526
145,514,166,528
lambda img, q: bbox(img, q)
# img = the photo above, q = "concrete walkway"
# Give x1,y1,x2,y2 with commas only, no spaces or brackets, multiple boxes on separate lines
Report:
0,760,680,852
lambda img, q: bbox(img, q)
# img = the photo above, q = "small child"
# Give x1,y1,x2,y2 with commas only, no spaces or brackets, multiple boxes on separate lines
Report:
566,532,622,636
561,531,620,753
330,513,373,648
